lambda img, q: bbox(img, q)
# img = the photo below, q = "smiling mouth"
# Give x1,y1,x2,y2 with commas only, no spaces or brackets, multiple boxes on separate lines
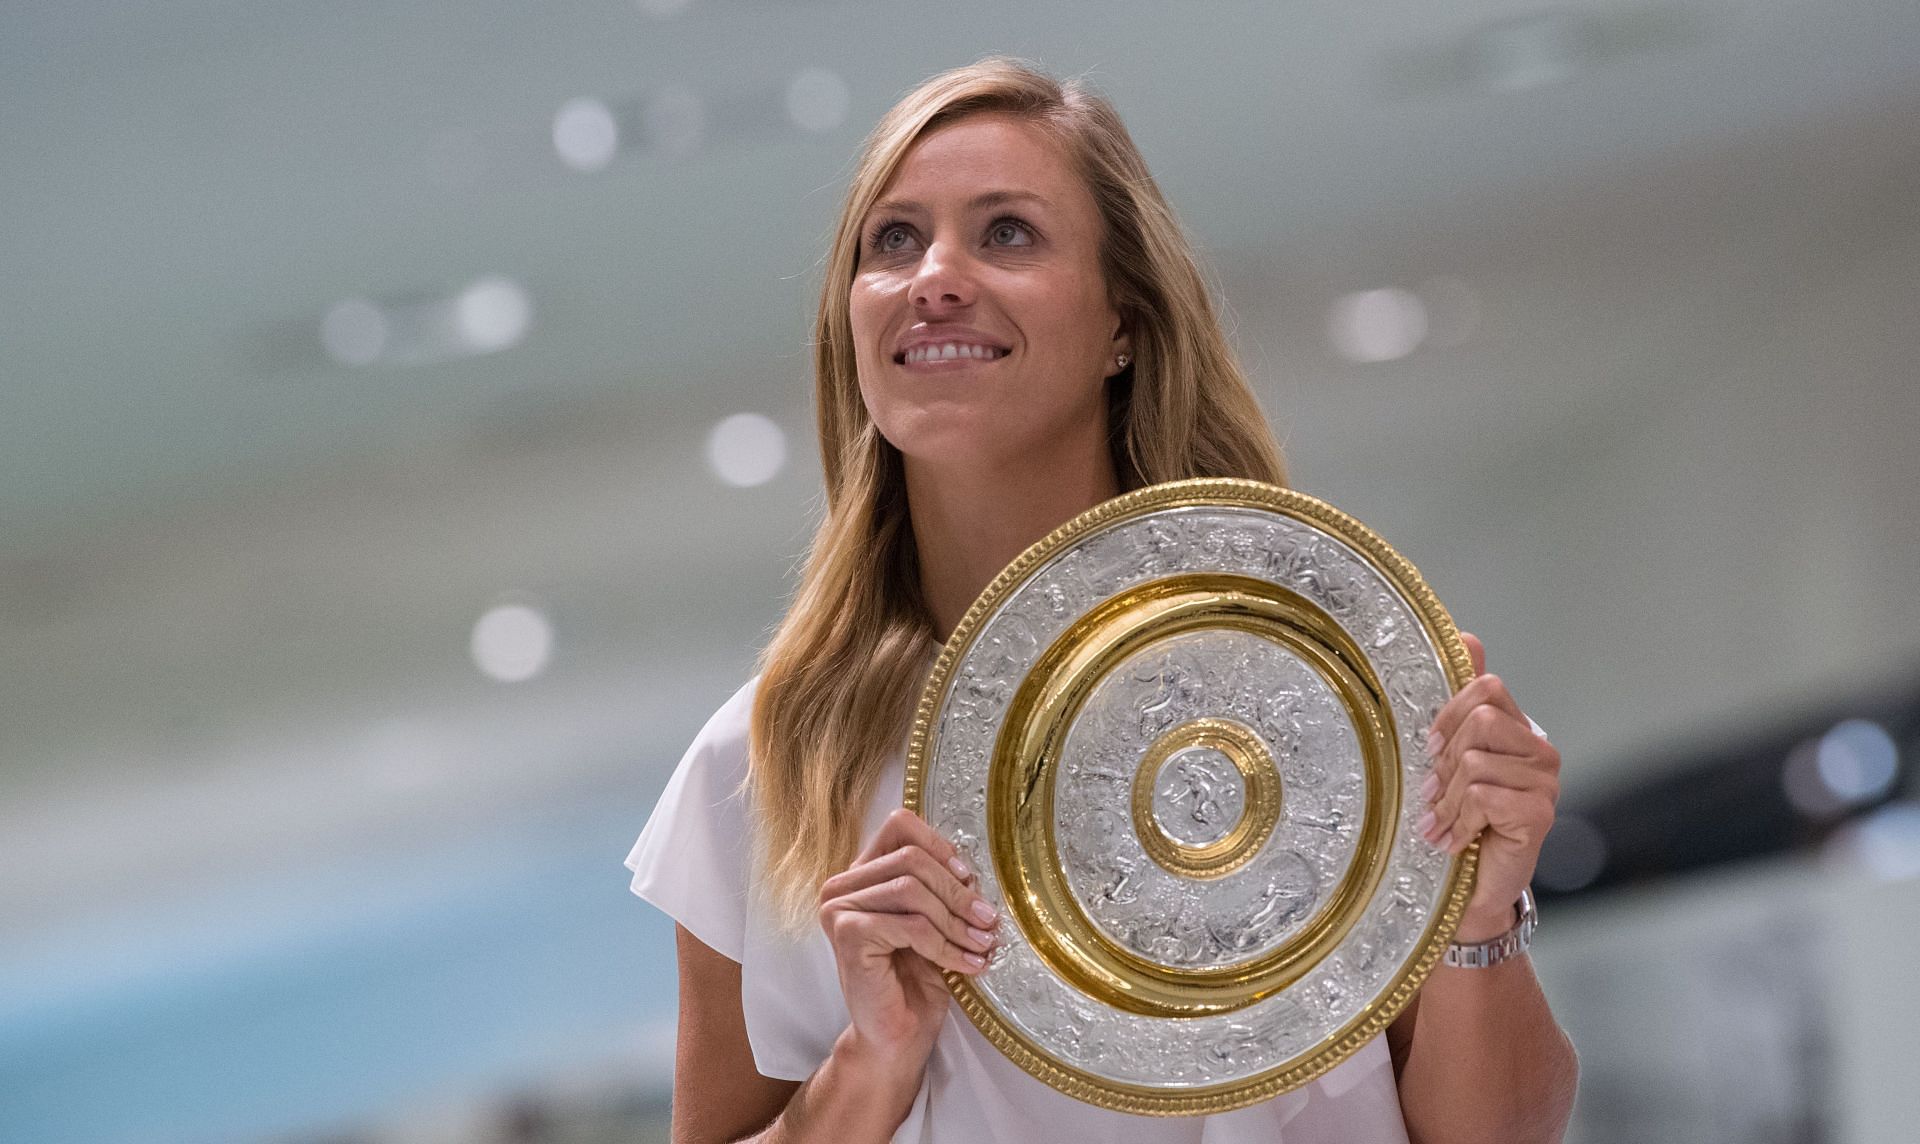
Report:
895,342,1011,366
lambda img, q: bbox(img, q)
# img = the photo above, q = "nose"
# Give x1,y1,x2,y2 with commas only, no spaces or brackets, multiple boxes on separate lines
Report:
909,239,975,310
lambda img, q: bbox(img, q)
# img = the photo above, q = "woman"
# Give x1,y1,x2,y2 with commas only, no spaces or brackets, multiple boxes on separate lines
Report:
626,58,1578,1143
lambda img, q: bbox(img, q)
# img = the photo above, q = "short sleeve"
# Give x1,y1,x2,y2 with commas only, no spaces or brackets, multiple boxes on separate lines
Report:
624,678,759,962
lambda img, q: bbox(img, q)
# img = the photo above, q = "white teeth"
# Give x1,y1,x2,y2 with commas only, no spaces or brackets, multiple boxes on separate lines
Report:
904,342,1004,364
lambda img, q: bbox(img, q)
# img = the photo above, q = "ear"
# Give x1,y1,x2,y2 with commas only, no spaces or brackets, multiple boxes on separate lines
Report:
1105,314,1133,378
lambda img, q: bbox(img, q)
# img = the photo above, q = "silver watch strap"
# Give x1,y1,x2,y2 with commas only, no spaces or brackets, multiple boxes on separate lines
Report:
1442,887,1537,969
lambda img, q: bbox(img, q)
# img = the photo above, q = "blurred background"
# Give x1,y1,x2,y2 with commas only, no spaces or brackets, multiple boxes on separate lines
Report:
2,1,1916,1141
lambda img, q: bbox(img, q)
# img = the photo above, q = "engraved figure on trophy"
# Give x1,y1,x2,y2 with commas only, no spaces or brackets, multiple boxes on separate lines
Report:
1074,530,1148,597
1142,893,1214,967
1385,658,1448,732
1256,683,1311,774
979,609,1041,679
1260,526,1307,583
1203,1022,1282,1072
1036,578,1076,618
1134,660,1204,739
1156,747,1245,844
1093,851,1143,907
1139,517,1185,575
1270,535,1333,605
1312,557,1371,622
1230,850,1320,951
951,662,1015,727
1359,591,1406,650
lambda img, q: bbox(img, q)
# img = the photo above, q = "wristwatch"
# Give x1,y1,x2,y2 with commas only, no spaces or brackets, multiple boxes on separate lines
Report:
1442,887,1537,969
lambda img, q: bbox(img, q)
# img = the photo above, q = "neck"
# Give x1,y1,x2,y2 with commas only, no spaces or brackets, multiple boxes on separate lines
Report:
905,432,1121,641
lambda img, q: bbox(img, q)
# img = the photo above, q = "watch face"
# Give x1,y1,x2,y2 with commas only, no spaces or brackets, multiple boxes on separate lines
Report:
906,478,1479,1115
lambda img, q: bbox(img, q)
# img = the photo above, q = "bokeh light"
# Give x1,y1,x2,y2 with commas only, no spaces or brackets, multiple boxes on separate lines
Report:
1852,802,1920,881
1327,288,1428,363
785,69,851,134
553,97,620,173
705,413,787,488
1816,719,1899,804
454,276,533,354
470,603,555,683
1535,813,1608,892
320,298,388,367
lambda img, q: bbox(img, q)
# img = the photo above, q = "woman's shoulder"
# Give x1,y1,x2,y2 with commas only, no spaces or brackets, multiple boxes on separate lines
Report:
624,675,763,960
656,674,762,812
687,674,759,770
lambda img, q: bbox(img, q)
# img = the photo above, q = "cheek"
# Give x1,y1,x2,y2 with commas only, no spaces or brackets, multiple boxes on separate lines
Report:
1041,274,1116,357
848,280,898,367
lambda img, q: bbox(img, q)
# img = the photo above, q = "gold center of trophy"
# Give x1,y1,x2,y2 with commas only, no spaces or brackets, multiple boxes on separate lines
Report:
1131,718,1282,879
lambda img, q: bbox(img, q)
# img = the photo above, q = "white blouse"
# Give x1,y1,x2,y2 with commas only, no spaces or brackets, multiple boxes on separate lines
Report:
625,678,1412,1143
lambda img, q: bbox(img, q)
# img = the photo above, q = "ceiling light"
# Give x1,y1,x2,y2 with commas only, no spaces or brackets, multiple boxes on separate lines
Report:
1816,719,1899,804
454,276,532,354
471,602,554,683
706,413,787,488
1327,288,1428,363
786,68,851,134
553,97,620,172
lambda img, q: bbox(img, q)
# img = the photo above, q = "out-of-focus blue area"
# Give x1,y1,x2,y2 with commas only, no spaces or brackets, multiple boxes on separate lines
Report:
0,792,677,1144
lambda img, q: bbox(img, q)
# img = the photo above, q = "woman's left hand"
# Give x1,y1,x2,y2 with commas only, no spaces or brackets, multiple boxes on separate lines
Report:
1418,632,1561,941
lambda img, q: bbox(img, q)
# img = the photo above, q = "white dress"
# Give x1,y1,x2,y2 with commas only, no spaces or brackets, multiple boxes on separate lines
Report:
625,678,1413,1143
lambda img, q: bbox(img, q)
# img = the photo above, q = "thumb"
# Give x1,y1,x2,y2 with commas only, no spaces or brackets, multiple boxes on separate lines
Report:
1460,631,1487,677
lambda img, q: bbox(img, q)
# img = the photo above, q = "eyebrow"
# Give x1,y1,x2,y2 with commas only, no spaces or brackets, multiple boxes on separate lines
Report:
868,189,1055,216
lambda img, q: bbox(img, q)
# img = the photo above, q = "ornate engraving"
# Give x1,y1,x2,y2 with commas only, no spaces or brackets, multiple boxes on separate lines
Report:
911,486,1469,1106
1153,746,1244,847
1055,630,1361,969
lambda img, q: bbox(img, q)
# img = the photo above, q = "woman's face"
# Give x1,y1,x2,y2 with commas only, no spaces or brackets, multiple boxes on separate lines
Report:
849,113,1127,473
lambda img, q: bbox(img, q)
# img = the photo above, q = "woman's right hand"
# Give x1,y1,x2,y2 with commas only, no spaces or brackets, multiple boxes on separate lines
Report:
816,808,999,1075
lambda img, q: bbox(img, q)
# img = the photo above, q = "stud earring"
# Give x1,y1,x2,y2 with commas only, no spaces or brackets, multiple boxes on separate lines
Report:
1115,353,1131,369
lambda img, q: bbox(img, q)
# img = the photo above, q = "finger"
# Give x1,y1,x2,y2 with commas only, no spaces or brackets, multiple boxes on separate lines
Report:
1424,694,1559,809
1425,673,1528,755
829,908,988,975
820,844,992,933
1421,749,1556,844
832,870,997,953
1444,700,1549,760
1461,631,1487,677
858,809,976,883
1435,782,1553,856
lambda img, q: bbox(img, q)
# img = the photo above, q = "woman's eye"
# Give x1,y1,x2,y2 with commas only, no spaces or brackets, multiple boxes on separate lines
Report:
989,220,1033,246
874,224,915,252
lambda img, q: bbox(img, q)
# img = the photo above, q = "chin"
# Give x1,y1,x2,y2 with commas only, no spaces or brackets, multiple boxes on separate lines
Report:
880,416,1028,472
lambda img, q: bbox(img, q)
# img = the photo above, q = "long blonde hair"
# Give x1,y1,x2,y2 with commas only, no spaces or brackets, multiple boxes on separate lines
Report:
749,58,1286,926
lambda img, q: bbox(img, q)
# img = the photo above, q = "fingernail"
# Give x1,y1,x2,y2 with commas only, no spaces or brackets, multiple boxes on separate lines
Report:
1415,810,1435,836
1436,831,1454,852
948,855,973,881
962,952,986,970
970,898,998,926
1425,730,1443,758
1419,774,1440,802
967,926,994,948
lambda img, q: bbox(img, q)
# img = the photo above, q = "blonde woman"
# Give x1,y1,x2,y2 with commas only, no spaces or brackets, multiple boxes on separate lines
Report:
626,59,1578,1143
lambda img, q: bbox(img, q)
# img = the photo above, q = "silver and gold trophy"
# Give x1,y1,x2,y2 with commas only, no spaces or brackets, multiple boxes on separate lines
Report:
904,479,1477,1114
